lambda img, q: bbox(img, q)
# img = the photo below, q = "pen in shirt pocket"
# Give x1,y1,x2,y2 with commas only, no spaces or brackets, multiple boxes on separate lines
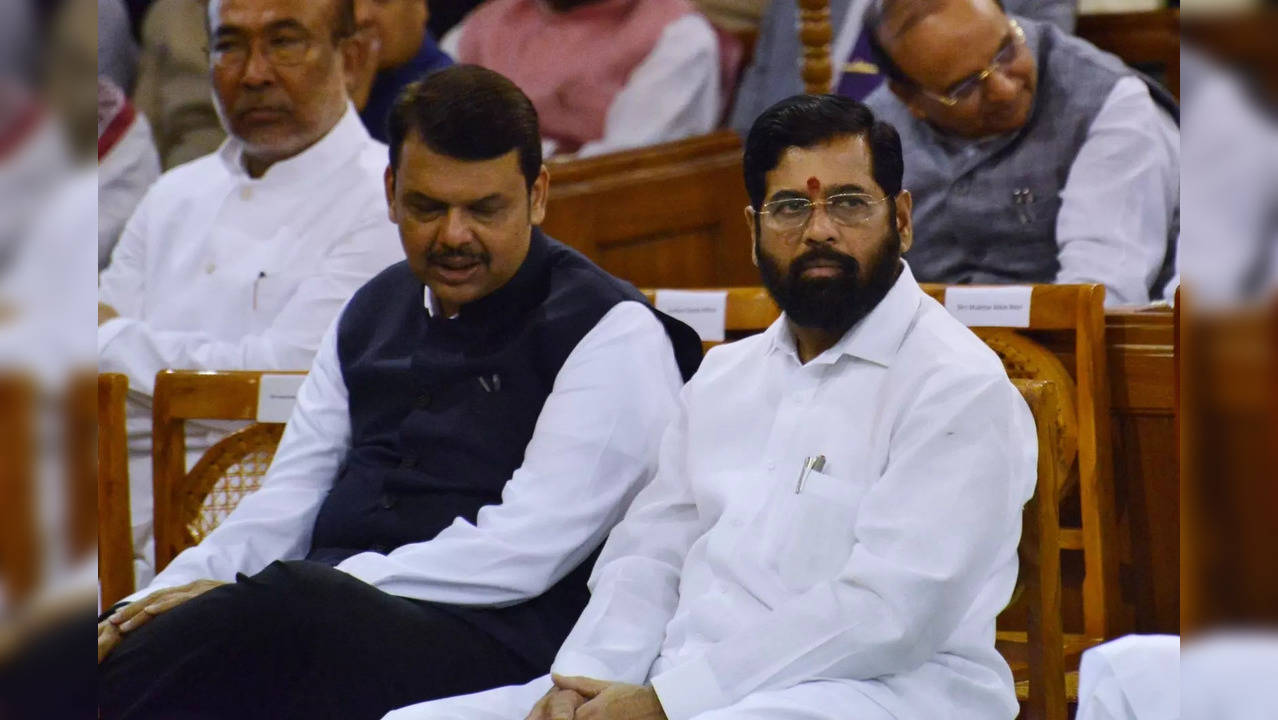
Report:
795,454,826,494
252,271,266,310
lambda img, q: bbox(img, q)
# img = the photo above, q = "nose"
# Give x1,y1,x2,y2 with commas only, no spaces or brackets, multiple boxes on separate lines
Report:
240,42,276,88
983,69,1019,103
439,208,472,247
801,203,838,246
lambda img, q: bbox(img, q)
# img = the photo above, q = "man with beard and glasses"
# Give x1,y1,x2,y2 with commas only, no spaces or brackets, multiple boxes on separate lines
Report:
97,66,703,720
383,94,1036,720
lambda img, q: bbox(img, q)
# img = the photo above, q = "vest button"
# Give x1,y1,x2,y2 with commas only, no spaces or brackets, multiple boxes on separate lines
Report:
380,492,396,510
399,454,416,468
416,391,432,409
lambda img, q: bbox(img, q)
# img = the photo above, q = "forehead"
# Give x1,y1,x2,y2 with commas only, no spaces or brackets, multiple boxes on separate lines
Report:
888,0,1008,87
396,137,525,199
211,0,330,32
765,135,880,196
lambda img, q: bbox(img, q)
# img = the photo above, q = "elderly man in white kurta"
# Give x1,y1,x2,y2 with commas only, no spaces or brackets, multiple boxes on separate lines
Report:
384,95,1036,720
97,0,401,585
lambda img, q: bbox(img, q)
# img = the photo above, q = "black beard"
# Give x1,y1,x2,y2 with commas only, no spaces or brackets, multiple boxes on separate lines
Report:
756,225,902,337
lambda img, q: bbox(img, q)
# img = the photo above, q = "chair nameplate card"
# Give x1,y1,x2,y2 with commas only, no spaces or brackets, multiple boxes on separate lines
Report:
256,374,306,423
655,289,728,342
944,286,1032,327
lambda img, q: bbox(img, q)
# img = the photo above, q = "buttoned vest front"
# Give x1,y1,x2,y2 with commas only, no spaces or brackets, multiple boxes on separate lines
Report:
308,229,702,664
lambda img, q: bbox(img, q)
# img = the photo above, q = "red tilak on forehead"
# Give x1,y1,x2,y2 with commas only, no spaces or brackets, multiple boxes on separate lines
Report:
806,177,821,196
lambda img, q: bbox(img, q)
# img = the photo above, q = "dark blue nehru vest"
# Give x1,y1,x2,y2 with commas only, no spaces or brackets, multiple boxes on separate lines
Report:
307,229,701,667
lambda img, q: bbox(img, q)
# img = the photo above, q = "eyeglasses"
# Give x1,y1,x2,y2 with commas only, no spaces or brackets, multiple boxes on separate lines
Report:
749,193,891,234
915,19,1025,107
211,31,317,70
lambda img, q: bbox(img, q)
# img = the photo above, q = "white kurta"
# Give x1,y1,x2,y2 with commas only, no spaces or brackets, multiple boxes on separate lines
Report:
385,262,1037,720
97,105,403,586
120,299,686,607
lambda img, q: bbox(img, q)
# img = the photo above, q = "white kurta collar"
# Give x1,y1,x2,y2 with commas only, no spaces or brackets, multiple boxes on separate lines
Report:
767,259,923,368
216,102,370,185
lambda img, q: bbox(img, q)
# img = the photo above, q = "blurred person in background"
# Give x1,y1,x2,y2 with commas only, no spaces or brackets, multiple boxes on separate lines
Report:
99,77,162,270
443,0,721,158
861,0,1179,306
97,0,402,587
352,0,453,142
132,0,226,168
731,0,1076,132
100,0,141,94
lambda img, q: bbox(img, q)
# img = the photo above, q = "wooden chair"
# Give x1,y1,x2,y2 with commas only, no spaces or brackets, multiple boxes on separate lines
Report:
151,370,303,572
640,287,780,351
1077,10,1180,100
0,374,37,604
542,131,758,288
97,373,134,608
797,0,834,93
920,284,1120,648
1004,378,1068,720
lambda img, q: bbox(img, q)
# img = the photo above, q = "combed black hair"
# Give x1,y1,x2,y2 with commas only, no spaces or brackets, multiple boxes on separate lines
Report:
742,94,904,210
387,65,542,189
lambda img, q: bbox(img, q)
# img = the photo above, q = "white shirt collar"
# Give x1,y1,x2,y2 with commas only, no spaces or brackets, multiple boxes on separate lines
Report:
216,102,370,185
766,260,923,367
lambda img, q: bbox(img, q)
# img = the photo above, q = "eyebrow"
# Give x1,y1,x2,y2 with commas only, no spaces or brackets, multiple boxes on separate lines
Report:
403,191,505,208
214,19,310,38
766,183,870,202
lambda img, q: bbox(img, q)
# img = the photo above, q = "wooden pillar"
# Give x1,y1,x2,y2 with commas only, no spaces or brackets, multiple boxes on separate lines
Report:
797,0,834,94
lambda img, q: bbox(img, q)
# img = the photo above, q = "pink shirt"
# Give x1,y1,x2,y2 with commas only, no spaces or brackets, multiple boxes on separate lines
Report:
458,0,694,153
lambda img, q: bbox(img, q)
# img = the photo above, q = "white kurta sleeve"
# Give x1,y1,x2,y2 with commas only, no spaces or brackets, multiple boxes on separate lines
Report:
545,386,710,683
648,370,1036,720
121,316,352,603
97,217,398,394
334,301,685,606
574,14,721,158
1054,76,1179,307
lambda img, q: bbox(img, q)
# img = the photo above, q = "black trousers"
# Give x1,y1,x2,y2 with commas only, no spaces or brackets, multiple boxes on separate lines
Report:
98,561,545,720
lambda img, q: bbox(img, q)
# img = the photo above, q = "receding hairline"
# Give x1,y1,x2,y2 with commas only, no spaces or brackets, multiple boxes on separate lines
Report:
205,0,353,38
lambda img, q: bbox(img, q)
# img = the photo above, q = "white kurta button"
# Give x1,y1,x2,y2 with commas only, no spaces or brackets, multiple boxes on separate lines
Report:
240,186,253,201
766,461,776,470
205,263,216,274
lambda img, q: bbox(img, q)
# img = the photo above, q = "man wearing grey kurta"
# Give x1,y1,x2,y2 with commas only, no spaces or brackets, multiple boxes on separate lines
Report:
860,0,1178,306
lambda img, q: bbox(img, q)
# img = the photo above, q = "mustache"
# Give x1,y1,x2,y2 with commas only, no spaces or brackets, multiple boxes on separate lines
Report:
427,247,491,265
789,246,860,280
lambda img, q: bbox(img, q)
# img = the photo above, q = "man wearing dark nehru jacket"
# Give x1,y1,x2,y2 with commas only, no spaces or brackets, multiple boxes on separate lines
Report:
97,65,703,720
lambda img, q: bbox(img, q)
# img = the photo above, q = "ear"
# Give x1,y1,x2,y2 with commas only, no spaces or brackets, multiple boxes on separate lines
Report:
384,165,398,224
743,206,760,268
894,189,914,253
528,165,551,226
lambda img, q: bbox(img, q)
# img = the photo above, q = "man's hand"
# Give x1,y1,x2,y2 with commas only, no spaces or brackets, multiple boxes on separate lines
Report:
96,579,227,663
523,686,587,720
98,302,119,326
551,674,668,720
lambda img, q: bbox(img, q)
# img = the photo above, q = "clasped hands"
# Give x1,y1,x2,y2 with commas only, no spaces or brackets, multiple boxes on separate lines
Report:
524,673,668,720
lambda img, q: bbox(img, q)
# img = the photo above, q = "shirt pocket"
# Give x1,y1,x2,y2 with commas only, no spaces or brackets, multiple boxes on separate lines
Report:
251,270,306,322
763,468,871,592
